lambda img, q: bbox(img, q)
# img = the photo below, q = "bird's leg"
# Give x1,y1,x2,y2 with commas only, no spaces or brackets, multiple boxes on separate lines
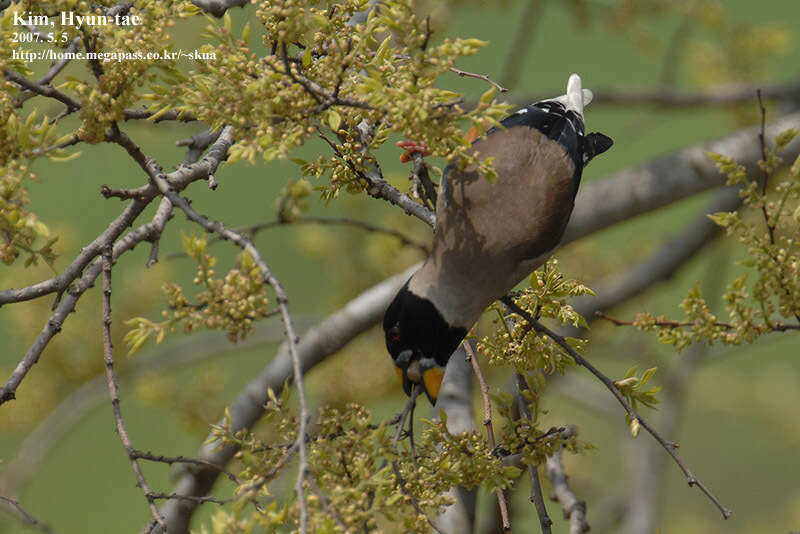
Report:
397,140,437,209
408,392,418,468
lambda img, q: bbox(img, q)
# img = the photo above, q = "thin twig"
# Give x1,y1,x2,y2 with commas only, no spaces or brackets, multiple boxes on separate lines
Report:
185,216,430,256
131,451,240,483
756,89,776,244
0,129,232,407
31,133,81,156
142,148,312,532
500,296,733,520
595,311,800,332
123,108,198,123
621,236,731,533
389,386,443,534
464,341,512,533
514,374,553,534
307,477,349,531
393,384,421,444
448,66,508,93
3,70,81,112
319,127,436,227
101,246,166,529
148,492,232,505
0,495,56,534
13,37,80,108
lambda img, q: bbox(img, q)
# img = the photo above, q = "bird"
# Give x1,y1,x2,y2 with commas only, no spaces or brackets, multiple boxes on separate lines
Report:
383,73,613,405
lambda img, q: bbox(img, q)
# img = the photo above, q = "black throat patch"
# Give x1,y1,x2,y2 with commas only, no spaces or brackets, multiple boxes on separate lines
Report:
384,282,468,368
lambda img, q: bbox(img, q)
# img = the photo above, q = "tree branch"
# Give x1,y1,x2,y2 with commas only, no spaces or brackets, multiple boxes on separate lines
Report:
622,245,730,534
145,112,800,529
321,125,436,227
144,153,311,532
499,297,733,520
464,341,512,533
13,37,80,108
571,185,742,324
545,451,589,534
507,80,800,109
434,348,477,534
122,108,198,123
101,247,166,530
189,0,249,17
153,266,414,533
562,111,800,244
0,495,56,534
0,128,232,308
0,328,283,496
514,375,554,534
3,70,81,112
0,129,233,406
499,0,546,90
447,67,507,93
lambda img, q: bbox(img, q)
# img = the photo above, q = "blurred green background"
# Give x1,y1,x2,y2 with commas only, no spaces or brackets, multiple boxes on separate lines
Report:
2,1,800,533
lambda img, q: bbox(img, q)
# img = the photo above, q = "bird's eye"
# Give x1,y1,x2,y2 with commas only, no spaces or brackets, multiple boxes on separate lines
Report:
388,324,401,342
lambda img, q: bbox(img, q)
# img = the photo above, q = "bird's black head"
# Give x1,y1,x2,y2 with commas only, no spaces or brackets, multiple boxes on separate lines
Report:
383,281,467,403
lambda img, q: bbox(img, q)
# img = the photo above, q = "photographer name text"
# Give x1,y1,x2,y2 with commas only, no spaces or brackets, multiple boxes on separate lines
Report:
13,10,141,28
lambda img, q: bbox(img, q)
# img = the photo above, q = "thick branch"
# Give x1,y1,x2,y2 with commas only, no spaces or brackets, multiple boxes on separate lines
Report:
562,111,800,244
0,328,282,496
545,451,589,534
152,266,416,533
434,348,477,534
571,185,742,322
147,112,800,529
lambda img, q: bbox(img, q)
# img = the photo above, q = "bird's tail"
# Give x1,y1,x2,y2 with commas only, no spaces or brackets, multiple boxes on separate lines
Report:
547,74,593,116
566,73,586,116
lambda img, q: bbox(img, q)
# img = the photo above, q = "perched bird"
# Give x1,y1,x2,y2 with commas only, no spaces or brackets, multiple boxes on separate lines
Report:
383,74,613,404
